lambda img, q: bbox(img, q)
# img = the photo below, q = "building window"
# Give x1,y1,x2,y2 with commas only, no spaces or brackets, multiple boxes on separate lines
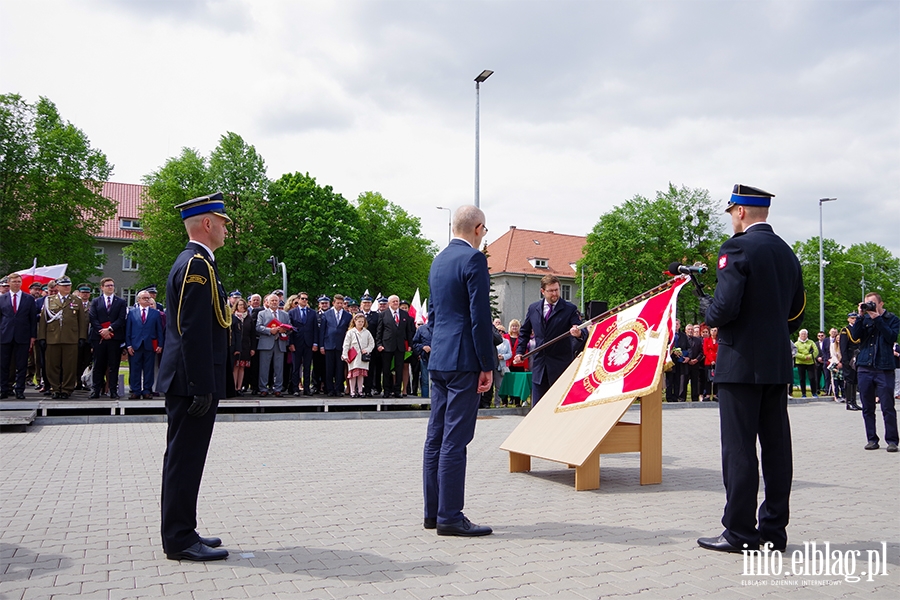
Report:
122,254,139,271
121,288,137,306
120,219,142,230
528,258,549,269
94,247,105,269
561,284,571,301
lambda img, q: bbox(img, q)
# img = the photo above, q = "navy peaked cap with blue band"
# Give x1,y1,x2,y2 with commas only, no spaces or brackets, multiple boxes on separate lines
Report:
175,192,232,222
725,184,774,212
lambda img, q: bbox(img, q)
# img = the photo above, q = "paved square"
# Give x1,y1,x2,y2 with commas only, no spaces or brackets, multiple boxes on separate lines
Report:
2,402,897,599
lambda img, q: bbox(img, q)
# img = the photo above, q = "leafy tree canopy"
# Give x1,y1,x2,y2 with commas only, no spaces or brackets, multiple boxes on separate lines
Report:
579,183,727,322
0,94,115,282
792,238,900,332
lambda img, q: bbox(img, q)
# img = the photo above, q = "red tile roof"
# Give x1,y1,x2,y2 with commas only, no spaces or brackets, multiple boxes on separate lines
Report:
486,226,586,277
97,182,147,240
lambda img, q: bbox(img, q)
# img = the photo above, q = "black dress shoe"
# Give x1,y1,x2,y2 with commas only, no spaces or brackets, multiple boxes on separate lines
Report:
199,536,222,548
424,518,437,530
697,534,752,553
865,441,880,450
109,393,119,399
847,403,861,411
15,392,26,400
436,516,492,537
89,392,100,399
166,542,228,561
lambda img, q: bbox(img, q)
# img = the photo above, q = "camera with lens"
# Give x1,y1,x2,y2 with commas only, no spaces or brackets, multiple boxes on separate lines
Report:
860,301,877,312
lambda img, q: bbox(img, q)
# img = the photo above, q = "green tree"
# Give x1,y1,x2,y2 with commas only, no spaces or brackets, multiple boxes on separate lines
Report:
579,184,726,322
482,240,501,320
353,191,437,301
264,172,360,297
793,238,900,332
130,133,273,299
0,94,115,281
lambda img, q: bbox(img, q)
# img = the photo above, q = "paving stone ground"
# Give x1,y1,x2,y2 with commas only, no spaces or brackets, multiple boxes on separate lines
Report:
1,402,898,599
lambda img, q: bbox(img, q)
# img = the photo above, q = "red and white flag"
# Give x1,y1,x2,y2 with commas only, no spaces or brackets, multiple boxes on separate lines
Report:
556,276,689,412
410,288,424,324
16,261,68,290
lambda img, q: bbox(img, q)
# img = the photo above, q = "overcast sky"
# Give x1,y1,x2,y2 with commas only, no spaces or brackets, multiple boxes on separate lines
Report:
2,0,898,260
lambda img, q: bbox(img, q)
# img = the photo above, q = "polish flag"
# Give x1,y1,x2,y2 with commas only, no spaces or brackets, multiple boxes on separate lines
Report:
421,298,428,323
556,276,689,412
16,261,68,290
410,288,423,324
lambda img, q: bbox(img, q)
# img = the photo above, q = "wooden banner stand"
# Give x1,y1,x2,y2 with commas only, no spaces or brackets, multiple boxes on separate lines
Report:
499,360,663,491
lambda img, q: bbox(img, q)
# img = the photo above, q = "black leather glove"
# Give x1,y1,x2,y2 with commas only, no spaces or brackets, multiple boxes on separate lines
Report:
698,294,713,317
38,339,47,352
187,393,213,418
78,339,88,349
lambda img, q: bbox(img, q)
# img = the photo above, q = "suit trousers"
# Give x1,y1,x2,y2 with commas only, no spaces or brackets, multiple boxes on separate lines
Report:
1,340,29,394
45,343,79,394
423,370,480,525
129,348,156,395
160,392,219,554
292,345,314,393
718,382,792,550
92,339,122,394
324,348,344,394
258,347,284,392
857,367,899,445
382,348,405,396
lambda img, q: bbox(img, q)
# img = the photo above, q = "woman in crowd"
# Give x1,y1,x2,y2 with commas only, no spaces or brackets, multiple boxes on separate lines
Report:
794,329,819,398
702,326,718,401
505,319,528,372
342,313,375,398
231,298,254,396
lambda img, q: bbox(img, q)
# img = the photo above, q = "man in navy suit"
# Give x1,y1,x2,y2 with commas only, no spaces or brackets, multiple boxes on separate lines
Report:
1,273,38,399
125,290,164,399
514,275,587,405
814,331,832,395
288,291,318,396
423,205,495,537
376,295,415,398
318,294,352,396
157,192,232,562
88,277,127,398
697,184,805,555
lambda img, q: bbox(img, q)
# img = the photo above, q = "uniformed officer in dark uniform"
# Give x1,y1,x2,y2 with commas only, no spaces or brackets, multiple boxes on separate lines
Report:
839,313,862,411
697,185,806,554
157,193,232,562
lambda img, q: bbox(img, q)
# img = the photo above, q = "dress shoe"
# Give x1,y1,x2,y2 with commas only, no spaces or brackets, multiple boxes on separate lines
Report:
166,541,228,561
109,393,119,399
142,394,153,400
274,391,282,397
88,392,100,399
865,441,880,450
846,403,861,411
293,391,301,397
15,392,26,400
259,391,268,397
59,393,70,399
129,393,141,399
424,518,437,530
199,536,222,548
887,443,898,453
436,516,492,537
697,534,752,553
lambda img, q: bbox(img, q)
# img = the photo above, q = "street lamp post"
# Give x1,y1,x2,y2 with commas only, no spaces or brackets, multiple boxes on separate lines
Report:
818,197,837,332
846,261,866,302
436,206,451,245
474,69,493,209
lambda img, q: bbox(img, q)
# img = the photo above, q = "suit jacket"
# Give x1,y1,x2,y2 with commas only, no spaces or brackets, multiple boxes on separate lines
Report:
125,306,164,352
89,294,127,341
256,307,291,352
37,294,87,344
685,335,705,365
705,223,805,384
518,298,586,386
288,305,319,349
0,291,38,344
426,238,495,373
157,242,230,397
319,308,352,351
376,308,414,353
816,337,831,365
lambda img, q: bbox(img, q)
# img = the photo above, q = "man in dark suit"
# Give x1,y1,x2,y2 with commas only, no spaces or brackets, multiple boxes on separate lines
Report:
814,331,832,396
157,192,231,562
697,184,805,555
318,294,352,396
288,291,318,396
1,273,38,399
423,205,495,537
513,275,587,405
665,319,688,401
376,295,415,398
685,324,706,402
88,277,127,398
125,289,164,399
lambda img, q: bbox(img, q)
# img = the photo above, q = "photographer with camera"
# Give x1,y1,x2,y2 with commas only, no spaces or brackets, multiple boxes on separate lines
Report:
849,292,900,452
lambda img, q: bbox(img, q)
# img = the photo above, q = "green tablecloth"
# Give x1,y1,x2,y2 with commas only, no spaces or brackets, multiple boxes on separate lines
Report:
498,371,532,401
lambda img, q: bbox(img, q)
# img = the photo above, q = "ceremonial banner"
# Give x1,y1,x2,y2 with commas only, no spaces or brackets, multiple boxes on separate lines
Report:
15,261,68,290
556,276,689,412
